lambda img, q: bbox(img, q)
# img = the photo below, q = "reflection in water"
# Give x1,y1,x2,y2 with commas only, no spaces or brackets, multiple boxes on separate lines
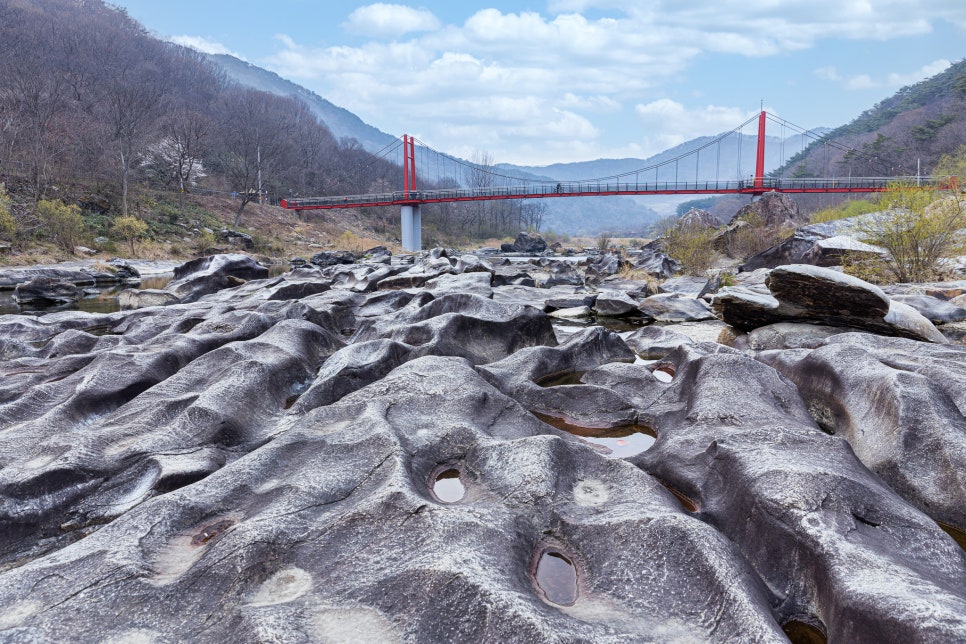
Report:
0,265,288,316
534,548,578,606
533,412,656,458
431,468,466,503
781,620,827,644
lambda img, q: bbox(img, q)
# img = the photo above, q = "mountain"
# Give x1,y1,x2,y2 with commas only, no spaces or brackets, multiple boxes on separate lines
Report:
206,53,398,154
777,59,966,178
499,130,826,185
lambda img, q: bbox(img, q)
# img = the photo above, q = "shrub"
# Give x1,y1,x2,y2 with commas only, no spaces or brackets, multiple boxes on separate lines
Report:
851,183,966,282
664,221,716,275
194,229,217,256
35,200,87,253
112,215,149,256
721,212,791,260
0,184,15,240
809,198,879,224
595,233,611,252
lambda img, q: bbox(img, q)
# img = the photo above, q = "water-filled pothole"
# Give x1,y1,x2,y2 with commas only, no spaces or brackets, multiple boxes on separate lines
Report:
938,521,966,553
534,412,656,458
283,393,302,409
430,467,466,503
534,548,579,606
535,370,586,387
652,365,676,383
781,620,827,644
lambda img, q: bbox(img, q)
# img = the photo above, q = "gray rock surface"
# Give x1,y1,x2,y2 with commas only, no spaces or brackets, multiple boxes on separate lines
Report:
713,264,948,343
638,292,715,322
757,333,966,534
0,254,964,642
12,278,81,306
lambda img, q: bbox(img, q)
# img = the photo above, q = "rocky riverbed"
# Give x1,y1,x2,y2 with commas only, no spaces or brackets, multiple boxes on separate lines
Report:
0,251,963,642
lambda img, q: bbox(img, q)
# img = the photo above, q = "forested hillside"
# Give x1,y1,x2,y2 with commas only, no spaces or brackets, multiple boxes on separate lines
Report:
0,0,398,224
0,0,561,254
778,60,966,179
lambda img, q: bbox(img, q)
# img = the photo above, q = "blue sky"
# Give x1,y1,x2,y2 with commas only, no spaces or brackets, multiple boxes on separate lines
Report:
110,1,965,166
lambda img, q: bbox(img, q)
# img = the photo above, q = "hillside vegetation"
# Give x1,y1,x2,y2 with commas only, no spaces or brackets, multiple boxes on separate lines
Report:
777,60,966,179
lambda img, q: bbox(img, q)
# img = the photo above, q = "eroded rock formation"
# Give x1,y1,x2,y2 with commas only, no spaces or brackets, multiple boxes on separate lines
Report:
0,253,964,642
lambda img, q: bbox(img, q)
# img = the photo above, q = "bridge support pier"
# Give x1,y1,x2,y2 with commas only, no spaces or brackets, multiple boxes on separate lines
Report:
401,204,421,251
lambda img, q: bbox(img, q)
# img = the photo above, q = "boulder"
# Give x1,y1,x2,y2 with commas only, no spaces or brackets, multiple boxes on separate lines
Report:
890,294,966,324
310,250,359,267
12,278,81,306
220,229,254,249
118,288,181,310
454,254,495,275
712,264,949,343
623,325,694,360
107,259,141,281
659,275,710,297
593,290,640,317
638,292,715,322
500,231,547,254
678,207,719,228
633,239,681,279
167,254,269,303
732,191,806,228
741,213,887,272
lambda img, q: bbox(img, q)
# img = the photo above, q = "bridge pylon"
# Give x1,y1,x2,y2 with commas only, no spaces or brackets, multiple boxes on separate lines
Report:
401,134,421,251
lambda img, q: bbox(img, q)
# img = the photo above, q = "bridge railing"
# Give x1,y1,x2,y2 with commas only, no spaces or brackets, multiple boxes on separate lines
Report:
281,176,943,209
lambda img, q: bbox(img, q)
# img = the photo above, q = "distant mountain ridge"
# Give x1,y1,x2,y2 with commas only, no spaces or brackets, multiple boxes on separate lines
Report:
206,53,398,154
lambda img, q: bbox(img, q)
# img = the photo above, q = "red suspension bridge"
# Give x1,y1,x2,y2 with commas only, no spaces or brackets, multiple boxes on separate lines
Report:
281,111,950,250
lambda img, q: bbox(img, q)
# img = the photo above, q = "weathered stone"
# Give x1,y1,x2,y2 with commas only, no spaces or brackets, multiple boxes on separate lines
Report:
454,254,495,275
118,288,181,310
890,294,966,324
633,239,680,279
713,264,948,343
500,231,547,254
310,250,359,267
732,191,806,228
593,290,639,317
638,293,715,322
167,254,269,303
220,229,254,249
623,325,694,359
548,305,592,319
732,322,867,351
12,278,81,306
659,275,710,297
757,333,966,534
678,207,719,228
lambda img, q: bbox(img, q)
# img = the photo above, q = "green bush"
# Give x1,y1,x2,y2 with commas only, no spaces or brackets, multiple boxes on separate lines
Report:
809,199,879,224
0,184,15,240
664,220,716,275
851,183,966,282
112,215,149,256
35,200,87,253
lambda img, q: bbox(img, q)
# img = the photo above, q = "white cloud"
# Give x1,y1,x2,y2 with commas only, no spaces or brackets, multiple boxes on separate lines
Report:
169,35,244,59
634,100,757,156
887,59,952,87
259,3,965,164
343,4,441,37
815,59,952,91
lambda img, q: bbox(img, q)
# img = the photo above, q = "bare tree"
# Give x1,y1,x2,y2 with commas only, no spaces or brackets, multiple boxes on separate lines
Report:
215,88,298,227
96,38,169,215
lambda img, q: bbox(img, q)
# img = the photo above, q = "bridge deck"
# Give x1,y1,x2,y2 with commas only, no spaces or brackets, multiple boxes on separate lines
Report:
281,177,925,211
